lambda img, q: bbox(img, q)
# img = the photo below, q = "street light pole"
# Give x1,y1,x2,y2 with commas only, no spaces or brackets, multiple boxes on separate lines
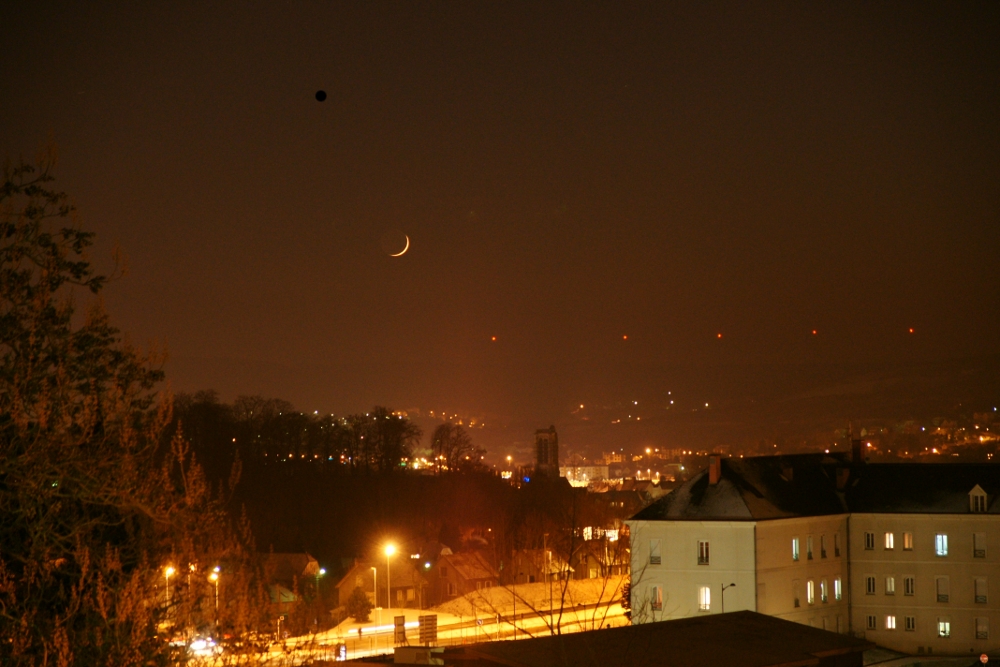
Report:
164,566,175,610
385,544,396,611
209,570,220,625
721,582,736,614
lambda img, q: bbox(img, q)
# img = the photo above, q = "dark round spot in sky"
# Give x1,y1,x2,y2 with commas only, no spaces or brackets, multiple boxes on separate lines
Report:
315,90,327,102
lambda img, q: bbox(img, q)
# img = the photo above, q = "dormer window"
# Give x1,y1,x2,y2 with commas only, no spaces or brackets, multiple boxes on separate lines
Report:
970,485,988,513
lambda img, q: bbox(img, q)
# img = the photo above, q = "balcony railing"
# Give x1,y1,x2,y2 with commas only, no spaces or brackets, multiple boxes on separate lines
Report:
937,594,949,603
974,549,986,558
649,556,661,565
976,595,987,604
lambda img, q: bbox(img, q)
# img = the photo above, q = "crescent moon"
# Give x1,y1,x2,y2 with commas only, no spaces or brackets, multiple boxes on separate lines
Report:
390,235,410,257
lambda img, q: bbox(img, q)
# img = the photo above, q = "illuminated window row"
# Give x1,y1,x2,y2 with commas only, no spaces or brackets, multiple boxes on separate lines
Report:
792,534,841,562
862,531,988,557
865,615,988,639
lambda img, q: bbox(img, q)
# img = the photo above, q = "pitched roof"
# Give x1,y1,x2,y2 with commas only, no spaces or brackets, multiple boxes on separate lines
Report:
262,552,320,585
845,462,1000,513
460,611,871,667
336,558,427,590
632,454,847,521
632,455,1000,521
441,551,498,581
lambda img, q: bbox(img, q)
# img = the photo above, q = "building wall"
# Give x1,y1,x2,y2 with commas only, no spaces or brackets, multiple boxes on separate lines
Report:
755,515,851,632
848,513,1000,656
627,520,757,622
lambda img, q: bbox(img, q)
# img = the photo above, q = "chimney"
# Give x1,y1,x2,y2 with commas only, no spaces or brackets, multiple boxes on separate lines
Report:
709,456,722,485
836,467,850,491
851,438,863,465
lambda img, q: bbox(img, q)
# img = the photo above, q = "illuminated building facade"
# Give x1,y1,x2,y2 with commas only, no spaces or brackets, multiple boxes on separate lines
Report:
627,453,1000,656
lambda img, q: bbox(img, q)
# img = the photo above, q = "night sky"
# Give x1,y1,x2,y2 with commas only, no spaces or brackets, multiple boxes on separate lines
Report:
3,3,998,452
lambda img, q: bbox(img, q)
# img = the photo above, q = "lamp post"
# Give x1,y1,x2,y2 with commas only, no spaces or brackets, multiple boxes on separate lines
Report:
384,543,396,610
209,570,220,623
164,566,176,609
721,582,736,613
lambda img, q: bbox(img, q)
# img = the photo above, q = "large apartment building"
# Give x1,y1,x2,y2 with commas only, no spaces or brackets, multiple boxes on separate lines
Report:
626,451,999,656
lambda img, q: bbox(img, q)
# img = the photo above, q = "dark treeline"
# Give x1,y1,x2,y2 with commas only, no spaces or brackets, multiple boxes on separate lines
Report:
170,392,624,569
170,391,425,483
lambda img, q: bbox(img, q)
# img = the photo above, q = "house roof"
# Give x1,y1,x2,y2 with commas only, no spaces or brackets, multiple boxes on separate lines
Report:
440,551,498,581
632,455,1000,522
262,552,320,585
845,462,1000,513
459,611,871,667
336,558,427,590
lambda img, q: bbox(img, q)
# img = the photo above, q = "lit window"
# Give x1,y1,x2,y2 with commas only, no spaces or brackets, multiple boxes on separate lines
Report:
649,539,661,565
834,577,842,601
938,618,950,638
698,586,711,611
820,579,828,603
975,577,987,604
807,536,814,560
904,576,915,596
884,532,894,550
935,533,949,556
866,576,876,595
977,617,989,640
792,538,800,561
864,532,875,550
866,615,877,630
698,541,710,565
886,615,896,630
974,532,987,558
807,580,815,605
905,616,916,632
936,576,949,603
651,585,662,611
885,576,895,595
903,532,913,550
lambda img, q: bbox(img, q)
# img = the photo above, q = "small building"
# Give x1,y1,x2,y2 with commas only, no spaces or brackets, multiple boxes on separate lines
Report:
508,548,572,585
426,551,499,606
336,558,428,610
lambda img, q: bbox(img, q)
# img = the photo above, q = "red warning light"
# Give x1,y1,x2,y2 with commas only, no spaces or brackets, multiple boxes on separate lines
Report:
717,333,723,339
908,328,914,334
622,335,628,340
812,330,817,335
491,336,496,341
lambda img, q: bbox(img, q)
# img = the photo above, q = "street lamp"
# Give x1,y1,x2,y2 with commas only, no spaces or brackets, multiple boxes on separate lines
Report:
209,569,220,621
164,566,176,606
721,582,736,613
384,543,396,610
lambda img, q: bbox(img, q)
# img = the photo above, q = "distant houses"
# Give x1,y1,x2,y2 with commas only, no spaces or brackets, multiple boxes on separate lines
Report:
426,551,499,606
